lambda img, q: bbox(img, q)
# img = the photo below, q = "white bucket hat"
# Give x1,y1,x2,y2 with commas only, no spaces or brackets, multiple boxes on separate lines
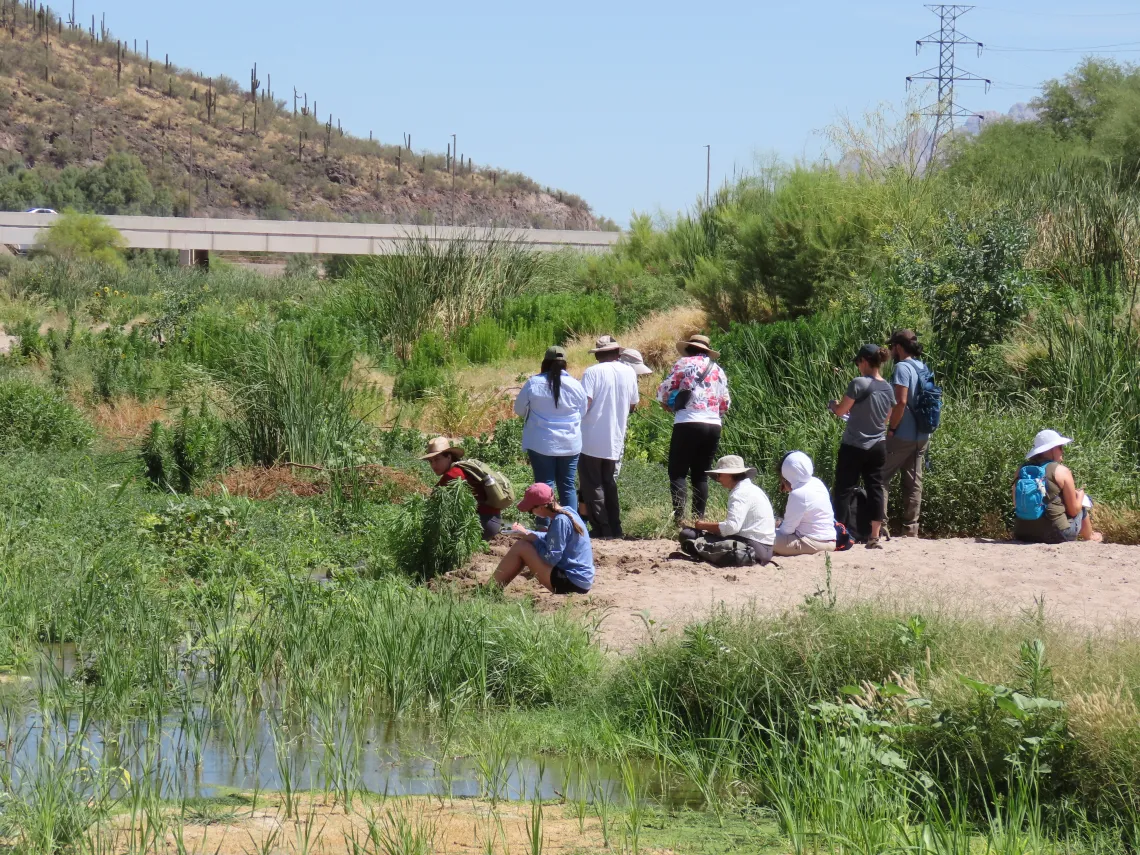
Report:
1027,429,1072,460
706,455,757,479
618,347,653,375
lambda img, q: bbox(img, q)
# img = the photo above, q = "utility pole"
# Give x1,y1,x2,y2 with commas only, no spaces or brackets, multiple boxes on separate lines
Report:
907,5,990,161
704,144,711,207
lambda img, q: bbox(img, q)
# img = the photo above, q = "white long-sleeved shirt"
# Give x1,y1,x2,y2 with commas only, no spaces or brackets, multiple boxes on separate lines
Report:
776,452,836,542
719,478,775,546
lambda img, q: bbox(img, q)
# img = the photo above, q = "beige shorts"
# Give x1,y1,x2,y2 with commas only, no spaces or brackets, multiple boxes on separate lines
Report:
774,532,836,557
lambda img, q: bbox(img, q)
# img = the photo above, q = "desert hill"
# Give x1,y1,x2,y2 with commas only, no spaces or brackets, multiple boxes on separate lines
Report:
0,4,606,229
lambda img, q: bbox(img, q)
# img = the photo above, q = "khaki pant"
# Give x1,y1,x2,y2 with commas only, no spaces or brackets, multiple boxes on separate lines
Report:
882,436,930,536
774,532,836,556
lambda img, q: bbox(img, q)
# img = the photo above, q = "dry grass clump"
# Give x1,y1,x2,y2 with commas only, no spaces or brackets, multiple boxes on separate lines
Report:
1096,505,1140,545
88,398,169,448
620,305,707,371
200,465,326,500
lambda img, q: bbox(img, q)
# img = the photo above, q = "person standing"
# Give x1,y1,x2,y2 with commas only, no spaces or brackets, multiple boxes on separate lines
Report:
829,344,895,549
656,334,730,525
883,330,932,537
514,346,588,519
579,336,640,538
421,437,502,540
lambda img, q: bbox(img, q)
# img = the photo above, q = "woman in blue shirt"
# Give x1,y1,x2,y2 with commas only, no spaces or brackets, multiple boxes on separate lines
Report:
491,483,595,594
514,346,589,514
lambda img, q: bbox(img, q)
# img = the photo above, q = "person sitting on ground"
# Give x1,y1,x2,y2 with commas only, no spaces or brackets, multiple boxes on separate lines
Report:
679,455,775,567
1012,429,1103,544
490,483,595,594
774,451,837,556
422,437,502,540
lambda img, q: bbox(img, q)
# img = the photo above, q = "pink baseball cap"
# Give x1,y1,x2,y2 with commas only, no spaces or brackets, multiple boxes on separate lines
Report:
517,482,554,513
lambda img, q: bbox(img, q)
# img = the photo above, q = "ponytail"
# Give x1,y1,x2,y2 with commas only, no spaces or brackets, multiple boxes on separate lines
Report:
539,357,567,407
548,503,586,536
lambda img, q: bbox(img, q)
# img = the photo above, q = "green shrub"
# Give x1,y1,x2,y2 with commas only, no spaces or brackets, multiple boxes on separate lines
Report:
0,379,94,452
0,378,93,451
497,292,616,345
457,317,510,364
222,327,363,467
139,402,228,493
392,330,452,401
38,211,127,269
381,480,483,580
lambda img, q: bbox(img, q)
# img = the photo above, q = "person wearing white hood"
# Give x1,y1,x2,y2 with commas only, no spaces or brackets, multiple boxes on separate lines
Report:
774,452,837,556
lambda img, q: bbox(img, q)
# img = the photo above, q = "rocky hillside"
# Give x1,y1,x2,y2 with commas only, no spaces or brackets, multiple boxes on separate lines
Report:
0,6,606,229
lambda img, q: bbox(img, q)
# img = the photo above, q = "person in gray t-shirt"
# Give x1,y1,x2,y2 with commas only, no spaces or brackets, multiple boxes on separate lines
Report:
829,344,894,548
883,329,933,536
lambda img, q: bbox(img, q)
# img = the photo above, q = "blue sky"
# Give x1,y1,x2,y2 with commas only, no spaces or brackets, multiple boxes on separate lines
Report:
91,0,1140,226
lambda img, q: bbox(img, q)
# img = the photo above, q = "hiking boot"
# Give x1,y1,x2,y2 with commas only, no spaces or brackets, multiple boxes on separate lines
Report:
865,537,883,550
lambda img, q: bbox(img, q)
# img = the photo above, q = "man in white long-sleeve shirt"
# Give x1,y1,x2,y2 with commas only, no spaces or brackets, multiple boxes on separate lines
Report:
679,455,775,567
774,451,837,556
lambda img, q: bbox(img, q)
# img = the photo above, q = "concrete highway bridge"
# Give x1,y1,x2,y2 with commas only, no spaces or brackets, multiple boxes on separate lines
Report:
0,212,621,265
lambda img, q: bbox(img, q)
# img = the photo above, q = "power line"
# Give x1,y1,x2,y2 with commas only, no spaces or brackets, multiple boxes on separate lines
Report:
907,5,991,154
987,40,1140,52
977,5,1140,18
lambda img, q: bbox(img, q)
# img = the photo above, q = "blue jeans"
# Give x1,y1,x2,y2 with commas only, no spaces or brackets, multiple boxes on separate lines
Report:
527,451,579,517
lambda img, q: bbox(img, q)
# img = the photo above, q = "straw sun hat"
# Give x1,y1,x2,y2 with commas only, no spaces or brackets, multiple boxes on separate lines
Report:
420,437,464,460
676,334,720,360
705,455,757,479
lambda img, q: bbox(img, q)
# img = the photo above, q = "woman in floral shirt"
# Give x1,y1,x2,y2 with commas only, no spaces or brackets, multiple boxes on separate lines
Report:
656,334,730,524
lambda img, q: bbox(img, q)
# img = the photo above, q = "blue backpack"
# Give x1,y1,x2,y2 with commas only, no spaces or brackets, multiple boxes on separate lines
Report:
1014,464,1050,520
910,364,943,434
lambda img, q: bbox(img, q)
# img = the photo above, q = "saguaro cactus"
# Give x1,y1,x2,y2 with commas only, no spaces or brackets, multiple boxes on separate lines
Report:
250,64,260,132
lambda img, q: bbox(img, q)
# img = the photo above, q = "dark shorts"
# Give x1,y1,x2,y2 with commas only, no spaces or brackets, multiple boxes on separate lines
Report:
550,566,591,595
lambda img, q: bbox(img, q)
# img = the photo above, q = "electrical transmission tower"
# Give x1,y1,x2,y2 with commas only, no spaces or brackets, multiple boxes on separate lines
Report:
906,5,991,157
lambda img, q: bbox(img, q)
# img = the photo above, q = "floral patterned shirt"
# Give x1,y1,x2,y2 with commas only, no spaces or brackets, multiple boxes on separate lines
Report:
656,355,730,425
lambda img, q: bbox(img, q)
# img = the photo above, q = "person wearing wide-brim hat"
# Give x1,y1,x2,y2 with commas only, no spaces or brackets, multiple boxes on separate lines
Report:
1012,429,1102,543
579,335,640,539
422,437,502,540
655,334,731,525
677,455,775,567
618,347,653,376
514,345,589,527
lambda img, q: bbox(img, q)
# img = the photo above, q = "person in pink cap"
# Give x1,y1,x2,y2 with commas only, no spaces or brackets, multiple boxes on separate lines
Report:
490,483,595,594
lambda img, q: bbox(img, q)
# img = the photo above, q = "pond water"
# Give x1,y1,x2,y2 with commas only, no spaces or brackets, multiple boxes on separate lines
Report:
3,645,698,807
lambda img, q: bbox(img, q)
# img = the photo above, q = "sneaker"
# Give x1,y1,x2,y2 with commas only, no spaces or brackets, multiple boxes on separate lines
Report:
865,537,883,550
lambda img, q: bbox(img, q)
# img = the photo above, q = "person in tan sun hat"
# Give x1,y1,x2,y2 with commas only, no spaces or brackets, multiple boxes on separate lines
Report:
422,437,502,540
677,455,775,567
656,334,730,524
578,335,639,539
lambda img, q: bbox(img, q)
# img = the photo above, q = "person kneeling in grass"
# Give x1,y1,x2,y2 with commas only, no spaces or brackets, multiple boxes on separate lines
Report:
490,483,594,594
679,455,775,567
422,437,502,540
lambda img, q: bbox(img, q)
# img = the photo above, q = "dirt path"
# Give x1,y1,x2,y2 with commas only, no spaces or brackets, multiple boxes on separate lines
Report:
461,537,1140,652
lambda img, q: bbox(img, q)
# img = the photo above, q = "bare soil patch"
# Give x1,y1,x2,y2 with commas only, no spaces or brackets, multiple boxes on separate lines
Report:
458,536,1140,653
103,794,619,854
